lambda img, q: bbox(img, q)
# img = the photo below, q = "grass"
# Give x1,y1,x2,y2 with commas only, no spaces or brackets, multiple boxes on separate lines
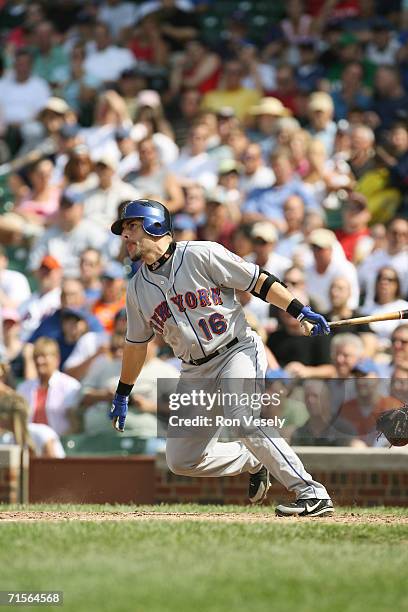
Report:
1,504,407,612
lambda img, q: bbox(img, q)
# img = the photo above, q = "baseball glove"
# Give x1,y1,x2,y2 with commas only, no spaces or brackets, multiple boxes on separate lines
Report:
376,405,408,446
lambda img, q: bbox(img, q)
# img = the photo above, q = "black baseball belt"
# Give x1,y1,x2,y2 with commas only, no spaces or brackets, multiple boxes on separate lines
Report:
186,337,239,366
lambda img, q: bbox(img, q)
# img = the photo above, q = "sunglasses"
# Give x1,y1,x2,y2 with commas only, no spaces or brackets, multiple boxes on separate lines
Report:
377,275,398,282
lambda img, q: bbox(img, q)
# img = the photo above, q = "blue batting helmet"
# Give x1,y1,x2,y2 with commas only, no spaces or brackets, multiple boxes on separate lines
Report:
111,199,172,237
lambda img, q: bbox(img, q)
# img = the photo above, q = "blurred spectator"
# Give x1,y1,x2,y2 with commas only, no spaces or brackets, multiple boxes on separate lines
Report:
247,223,291,280
202,59,261,120
295,41,325,93
303,138,352,206
169,38,221,98
18,96,72,157
98,0,139,40
8,158,61,231
387,324,408,379
29,190,108,277
324,276,371,336
0,245,31,309
79,248,103,305
366,19,401,66
61,308,108,380
348,124,377,180
267,65,300,115
172,214,197,241
128,12,167,66
247,97,291,160
291,380,355,446
275,196,305,260
29,278,104,349
83,22,135,83
32,20,70,85
358,217,408,309
306,92,337,156
0,48,50,129
331,333,365,379
339,372,403,446
335,191,372,263
58,43,101,118
169,122,217,189
81,89,131,159
370,66,408,132
2,308,23,380
169,87,202,148
126,136,183,212
183,183,206,225
134,94,179,163
331,61,371,121
0,378,65,458
242,148,318,227
19,255,63,342
361,266,408,341
239,143,275,196
83,154,139,229
305,228,360,312
196,196,236,250
17,337,80,436
63,145,98,196
115,125,140,178
238,43,276,92
91,261,126,333
141,0,199,54
117,67,148,121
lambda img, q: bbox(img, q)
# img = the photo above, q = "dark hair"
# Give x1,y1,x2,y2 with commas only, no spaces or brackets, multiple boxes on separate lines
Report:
374,266,401,303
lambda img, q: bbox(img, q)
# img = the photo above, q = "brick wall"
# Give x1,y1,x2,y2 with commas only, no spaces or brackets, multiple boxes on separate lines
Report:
155,448,408,507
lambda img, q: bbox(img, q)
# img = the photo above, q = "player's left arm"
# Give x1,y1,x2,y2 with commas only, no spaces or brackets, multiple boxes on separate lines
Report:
251,270,330,336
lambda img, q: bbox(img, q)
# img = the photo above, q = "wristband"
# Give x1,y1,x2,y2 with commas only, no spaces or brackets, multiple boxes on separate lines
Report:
116,381,134,396
286,298,305,320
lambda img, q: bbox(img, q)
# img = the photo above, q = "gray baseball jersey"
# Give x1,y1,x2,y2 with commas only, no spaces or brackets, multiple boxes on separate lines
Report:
126,241,260,362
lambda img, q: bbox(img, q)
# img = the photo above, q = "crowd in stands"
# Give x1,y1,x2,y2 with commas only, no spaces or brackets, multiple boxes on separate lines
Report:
1,0,408,456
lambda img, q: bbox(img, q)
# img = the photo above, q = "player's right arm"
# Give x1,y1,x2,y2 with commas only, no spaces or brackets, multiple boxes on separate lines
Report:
252,271,330,336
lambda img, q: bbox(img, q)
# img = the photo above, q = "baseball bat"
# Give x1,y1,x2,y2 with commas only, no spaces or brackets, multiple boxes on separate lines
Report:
328,309,408,329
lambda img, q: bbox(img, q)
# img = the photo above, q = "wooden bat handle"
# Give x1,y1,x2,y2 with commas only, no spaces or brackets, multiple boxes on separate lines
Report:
329,309,408,328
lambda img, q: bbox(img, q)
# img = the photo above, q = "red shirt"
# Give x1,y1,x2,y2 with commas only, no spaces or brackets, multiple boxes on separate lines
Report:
32,387,48,426
335,228,370,262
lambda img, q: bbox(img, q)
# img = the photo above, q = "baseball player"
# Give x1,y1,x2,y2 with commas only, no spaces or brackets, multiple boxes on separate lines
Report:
110,199,334,517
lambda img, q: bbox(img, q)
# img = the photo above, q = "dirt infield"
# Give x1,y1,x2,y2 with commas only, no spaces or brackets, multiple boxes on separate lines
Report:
0,510,406,524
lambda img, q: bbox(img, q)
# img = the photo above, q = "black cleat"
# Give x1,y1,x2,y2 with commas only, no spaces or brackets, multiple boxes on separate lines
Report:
249,466,270,504
275,498,334,517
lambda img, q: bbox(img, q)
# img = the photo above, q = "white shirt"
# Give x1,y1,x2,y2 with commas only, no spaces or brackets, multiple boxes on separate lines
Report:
246,251,292,281
239,166,275,195
0,74,50,125
365,299,408,340
29,219,108,277
306,256,360,311
98,2,139,38
19,287,61,342
0,423,65,458
17,370,81,436
83,178,140,228
63,331,108,376
169,151,217,189
84,46,135,82
0,269,31,307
